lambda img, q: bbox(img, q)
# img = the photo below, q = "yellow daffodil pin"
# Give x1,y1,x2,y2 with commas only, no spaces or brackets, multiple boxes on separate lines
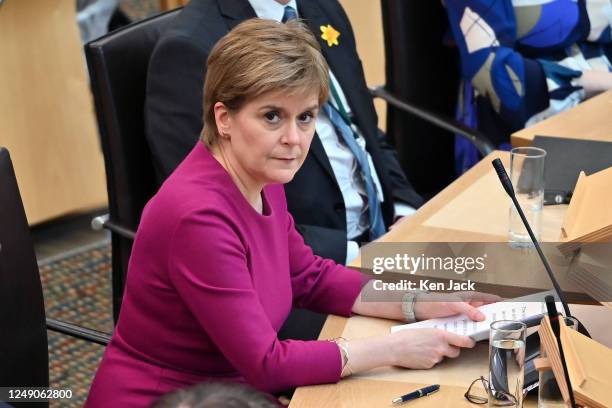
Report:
320,24,340,47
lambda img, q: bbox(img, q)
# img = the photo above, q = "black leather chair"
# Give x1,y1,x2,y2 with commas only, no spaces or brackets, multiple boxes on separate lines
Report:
85,9,181,322
377,0,493,199
0,148,110,407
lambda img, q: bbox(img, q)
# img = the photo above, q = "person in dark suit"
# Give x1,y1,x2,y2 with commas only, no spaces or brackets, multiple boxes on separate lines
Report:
146,0,424,267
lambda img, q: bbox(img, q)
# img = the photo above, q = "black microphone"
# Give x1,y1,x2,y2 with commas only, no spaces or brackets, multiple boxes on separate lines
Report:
545,296,577,408
491,159,591,338
492,158,571,315
491,158,515,198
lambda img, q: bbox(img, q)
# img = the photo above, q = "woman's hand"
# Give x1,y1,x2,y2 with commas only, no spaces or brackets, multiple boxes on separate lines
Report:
576,70,612,97
414,291,502,322
388,328,476,369
343,291,500,375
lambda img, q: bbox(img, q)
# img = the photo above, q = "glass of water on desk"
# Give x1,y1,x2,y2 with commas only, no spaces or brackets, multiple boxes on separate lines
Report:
488,320,526,407
508,147,546,247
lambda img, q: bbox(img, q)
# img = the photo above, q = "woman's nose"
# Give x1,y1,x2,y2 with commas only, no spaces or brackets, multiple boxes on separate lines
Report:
281,122,300,145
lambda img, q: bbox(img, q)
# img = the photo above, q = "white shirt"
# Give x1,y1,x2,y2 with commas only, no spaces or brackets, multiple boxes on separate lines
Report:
247,0,415,263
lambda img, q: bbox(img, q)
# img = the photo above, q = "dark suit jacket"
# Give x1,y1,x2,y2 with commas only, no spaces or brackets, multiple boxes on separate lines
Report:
145,0,423,264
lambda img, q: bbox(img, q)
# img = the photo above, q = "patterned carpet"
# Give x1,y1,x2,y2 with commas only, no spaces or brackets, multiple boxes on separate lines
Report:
38,240,113,408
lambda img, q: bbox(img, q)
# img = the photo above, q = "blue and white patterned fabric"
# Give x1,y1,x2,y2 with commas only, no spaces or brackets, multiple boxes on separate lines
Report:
445,0,612,172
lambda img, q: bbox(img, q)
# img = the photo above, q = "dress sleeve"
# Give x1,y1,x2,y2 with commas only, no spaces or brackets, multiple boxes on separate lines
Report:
167,208,343,393
445,0,551,129
285,212,365,315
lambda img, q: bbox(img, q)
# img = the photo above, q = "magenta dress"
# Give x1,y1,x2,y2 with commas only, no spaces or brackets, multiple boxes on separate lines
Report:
85,142,364,407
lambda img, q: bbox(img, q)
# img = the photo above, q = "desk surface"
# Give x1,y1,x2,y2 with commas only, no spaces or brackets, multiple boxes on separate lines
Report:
350,151,582,296
353,151,565,249
511,90,612,147
289,305,612,408
290,151,612,408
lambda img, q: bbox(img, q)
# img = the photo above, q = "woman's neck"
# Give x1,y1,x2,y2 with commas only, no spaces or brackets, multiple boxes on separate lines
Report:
210,142,263,213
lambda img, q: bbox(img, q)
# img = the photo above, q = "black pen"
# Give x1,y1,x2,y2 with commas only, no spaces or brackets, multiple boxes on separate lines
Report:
392,384,440,404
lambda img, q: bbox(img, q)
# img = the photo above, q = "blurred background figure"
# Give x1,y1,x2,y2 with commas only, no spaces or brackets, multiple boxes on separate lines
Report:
77,0,120,43
150,382,280,408
445,0,612,172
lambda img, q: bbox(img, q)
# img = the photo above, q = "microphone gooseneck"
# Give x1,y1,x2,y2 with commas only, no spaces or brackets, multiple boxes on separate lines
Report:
491,158,571,317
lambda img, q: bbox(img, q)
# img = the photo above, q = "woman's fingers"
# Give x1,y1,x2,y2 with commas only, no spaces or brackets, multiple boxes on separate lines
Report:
448,301,485,321
444,345,461,358
443,331,476,349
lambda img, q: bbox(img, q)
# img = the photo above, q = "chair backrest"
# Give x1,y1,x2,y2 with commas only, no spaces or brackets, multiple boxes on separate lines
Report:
380,0,460,198
85,9,180,321
0,148,49,392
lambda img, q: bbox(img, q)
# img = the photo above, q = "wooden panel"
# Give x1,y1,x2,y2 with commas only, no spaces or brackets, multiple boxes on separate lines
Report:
338,0,386,131
159,0,189,11
0,0,107,224
512,90,612,147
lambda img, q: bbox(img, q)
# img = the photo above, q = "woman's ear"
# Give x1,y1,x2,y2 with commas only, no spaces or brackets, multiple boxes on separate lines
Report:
213,102,231,140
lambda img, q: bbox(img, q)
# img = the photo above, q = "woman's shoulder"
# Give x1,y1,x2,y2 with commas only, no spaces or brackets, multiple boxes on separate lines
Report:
137,183,245,258
156,144,238,212
151,177,236,226
140,151,239,229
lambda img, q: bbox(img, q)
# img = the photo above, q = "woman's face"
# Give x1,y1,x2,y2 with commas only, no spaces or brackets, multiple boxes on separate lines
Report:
214,89,319,188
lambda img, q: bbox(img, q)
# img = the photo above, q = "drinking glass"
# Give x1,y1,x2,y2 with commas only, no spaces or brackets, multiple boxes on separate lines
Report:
508,147,546,246
488,320,526,407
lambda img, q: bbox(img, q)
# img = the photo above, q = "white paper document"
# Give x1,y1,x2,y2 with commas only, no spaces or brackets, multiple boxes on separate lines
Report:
391,292,561,341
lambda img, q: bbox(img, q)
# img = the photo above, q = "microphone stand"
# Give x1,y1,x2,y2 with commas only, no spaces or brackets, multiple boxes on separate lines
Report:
491,159,569,313
491,158,592,338
490,158,591,408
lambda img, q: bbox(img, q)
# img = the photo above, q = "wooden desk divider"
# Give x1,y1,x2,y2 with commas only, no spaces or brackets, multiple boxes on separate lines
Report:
0,0,107,224
538,315,612,408
559,167,612,255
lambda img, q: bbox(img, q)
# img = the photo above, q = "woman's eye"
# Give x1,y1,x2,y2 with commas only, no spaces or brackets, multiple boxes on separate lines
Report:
298,112,314,124
264,111,281,124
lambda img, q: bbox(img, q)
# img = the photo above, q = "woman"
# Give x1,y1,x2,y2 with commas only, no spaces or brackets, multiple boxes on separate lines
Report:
86,19,495,407
445,0,612,172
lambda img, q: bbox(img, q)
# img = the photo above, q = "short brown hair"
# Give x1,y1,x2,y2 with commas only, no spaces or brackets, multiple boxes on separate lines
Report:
201,18,329,147
150,382,278,408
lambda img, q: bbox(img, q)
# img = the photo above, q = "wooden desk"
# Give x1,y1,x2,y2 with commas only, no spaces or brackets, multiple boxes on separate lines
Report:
289,305,612,408
351,151,581,297
290,151,612,407
512,90,612,147
355,151,564,247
